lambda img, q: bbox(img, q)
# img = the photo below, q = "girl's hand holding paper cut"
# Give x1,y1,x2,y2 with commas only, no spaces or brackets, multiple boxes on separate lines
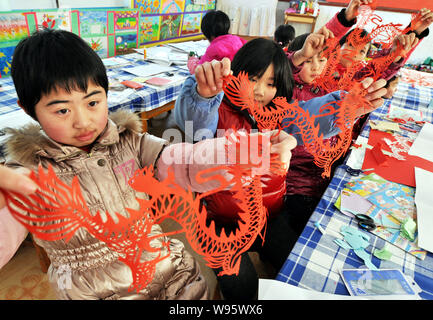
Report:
266,130,297,172
413,8,433,35
0,166,38,208
195,57,231,98
292,27,334,66
392,33,419,63
345,0,373,21
356,77,387,116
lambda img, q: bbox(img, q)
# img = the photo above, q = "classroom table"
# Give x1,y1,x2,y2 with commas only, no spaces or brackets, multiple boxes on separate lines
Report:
276,70,433,299
0,52,190,159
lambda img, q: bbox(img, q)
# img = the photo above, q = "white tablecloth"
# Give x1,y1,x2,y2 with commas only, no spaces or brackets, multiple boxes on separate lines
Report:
217,0,278,37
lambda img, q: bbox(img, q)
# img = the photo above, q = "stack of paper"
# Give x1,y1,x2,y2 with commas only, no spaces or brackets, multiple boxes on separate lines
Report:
122,64,175,78
102,57,131,69
414,167,433,253
163,39,208,56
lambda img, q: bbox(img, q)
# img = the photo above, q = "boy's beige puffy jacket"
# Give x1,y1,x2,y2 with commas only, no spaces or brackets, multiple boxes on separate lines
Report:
4,110,209,300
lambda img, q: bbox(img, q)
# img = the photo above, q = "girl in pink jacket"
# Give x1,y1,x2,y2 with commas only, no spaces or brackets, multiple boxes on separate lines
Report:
187,10,246,74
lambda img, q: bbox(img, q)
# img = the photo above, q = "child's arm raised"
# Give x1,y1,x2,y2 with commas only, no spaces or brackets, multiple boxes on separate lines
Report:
344,0,373,22
195,58,231,98
412,8,433,37
291,27,334,67
0,166,37,269
174,58,231,140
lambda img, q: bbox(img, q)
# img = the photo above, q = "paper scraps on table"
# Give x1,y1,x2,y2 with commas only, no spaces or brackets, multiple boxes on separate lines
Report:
373,245,392,261
369,120,401,132
338,173,426,260
335,226,377,270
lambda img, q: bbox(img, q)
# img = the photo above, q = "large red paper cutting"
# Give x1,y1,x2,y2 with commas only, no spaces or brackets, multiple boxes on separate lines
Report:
223,72,370,178
5,129,281,292
363,129,433,186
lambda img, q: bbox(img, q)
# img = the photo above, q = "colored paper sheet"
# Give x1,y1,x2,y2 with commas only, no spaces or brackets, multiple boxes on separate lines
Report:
414,167,433,253
408,123,433,163
344,173,427,260
362,129,433,187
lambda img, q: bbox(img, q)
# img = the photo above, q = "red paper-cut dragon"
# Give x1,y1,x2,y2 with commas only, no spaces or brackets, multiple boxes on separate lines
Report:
5,129,282,292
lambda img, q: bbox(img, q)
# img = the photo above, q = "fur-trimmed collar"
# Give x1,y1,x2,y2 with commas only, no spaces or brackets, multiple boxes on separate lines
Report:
4,109,142,166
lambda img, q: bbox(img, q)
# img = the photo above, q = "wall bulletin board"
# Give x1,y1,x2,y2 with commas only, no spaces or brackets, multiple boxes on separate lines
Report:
317,0,432,13
0,0,215,77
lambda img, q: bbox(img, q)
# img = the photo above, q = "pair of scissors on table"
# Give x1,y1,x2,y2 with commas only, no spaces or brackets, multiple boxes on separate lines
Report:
354,214,400,232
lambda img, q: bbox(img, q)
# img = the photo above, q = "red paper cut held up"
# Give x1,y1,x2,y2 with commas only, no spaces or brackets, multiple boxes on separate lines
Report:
5,129,282,293
363,129,433,187
222,72,369,178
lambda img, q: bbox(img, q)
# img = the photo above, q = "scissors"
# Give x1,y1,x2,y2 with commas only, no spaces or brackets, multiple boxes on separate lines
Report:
344,165,374,177
354,214,400,232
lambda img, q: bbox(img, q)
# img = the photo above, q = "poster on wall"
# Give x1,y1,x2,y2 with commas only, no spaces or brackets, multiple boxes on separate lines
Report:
84,36,108,57
0,13,28,43
35,10,71,31
79,10,107,37
114,11,138,30
139,14,160,45
180,12,201,36
159,14,182,40
160,0,185,14
133,0,161,14
114,11,138,54
184,0,205,11
0,46,14,78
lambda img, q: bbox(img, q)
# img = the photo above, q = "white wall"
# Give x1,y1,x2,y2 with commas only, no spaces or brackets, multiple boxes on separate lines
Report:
276,1,432,64
0,0,129,10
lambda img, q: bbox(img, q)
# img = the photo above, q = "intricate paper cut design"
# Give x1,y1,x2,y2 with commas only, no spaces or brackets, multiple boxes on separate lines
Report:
5,130,281,292
314,3,424,93
222,72,370,178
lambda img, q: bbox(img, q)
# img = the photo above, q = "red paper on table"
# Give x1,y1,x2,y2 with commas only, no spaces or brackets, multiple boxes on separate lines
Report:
362,129,433,186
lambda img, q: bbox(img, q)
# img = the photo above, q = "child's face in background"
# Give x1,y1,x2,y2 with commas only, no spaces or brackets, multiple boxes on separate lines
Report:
250,63,277,106
340,42,370,67
383,78,400,99
299,53,327,84
34,82,108,147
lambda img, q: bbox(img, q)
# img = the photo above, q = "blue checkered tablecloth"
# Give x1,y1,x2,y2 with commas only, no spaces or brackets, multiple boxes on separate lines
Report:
277,72,433,299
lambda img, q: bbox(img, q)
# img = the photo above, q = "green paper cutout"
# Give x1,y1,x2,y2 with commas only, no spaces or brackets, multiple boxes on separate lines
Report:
374,246,393,260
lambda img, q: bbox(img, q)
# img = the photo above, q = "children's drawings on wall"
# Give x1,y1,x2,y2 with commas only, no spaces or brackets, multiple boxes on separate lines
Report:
139,14,160,45
0,2,215,74
0,13,28,43
159,14,181,40
36,10,71,31
134,0,161,14
160,0,185,14
114,11,139,31
84,37,107,57
181,13,201,35
79,11,107,37
184,0,205,12
115,33,138,54
0,46,14,78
